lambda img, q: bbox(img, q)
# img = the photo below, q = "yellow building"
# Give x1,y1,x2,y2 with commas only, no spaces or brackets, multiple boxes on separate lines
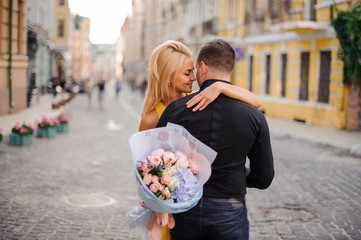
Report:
0,0,28,115
219,0,358,129
70,14,91,82
53,0,71,81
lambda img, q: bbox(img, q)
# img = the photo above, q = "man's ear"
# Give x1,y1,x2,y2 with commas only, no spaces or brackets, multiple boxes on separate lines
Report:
200,61,207,76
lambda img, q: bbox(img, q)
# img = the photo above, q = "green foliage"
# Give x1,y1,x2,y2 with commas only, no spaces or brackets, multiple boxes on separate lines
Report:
331,2,361,86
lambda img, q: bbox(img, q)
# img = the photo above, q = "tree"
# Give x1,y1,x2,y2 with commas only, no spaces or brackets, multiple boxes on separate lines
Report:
331,2,361,87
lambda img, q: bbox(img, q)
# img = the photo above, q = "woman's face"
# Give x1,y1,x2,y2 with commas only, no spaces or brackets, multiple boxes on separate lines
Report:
171,56,196,94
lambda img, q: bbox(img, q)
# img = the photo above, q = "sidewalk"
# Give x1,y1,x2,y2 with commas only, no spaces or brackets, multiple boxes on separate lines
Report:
0,94,67,135
1,91,361,156
266,116,361,153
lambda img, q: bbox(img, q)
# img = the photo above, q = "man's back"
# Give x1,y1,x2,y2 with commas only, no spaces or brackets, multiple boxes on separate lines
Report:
157,80,274,199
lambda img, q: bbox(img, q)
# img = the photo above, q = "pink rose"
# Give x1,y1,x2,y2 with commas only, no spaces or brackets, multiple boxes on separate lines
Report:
141,162,151,174
158,183,165,191
143,174,152,185
149,183,160,193
151,175,159,184
20,128,26,134
148,155,162,167
174,150,187,160
188,159,200,175
150,148,165,157
161,174,171,185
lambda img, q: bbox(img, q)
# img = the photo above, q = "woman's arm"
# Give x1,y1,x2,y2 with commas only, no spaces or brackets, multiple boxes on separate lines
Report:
186,81,262,111
139,109,159,131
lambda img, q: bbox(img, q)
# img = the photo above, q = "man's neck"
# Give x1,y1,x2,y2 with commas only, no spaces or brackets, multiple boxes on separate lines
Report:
204,71,231,83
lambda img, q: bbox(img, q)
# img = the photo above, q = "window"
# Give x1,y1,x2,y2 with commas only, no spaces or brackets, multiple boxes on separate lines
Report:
59,0,65,6
318,51,331,103
58,20,64,37
299,52,310,100
281,53,287,97
249,55,253,91
265,54,271,95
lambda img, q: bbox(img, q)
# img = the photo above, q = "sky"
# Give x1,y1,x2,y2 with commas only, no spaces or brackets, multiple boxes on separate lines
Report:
68,0,132,44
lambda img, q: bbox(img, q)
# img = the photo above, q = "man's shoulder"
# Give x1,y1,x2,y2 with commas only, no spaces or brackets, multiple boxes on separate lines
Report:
168,93,195,108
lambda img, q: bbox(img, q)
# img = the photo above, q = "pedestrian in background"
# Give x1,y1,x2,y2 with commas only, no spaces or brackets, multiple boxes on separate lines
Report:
157,39,275,240
97,79,106,110
115,80,122,99
85,79,93,108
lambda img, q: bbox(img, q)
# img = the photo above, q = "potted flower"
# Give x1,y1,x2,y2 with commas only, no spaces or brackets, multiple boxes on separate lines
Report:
0,128,3,144
36,115,57,138
56,112,69,133
9,122,36,146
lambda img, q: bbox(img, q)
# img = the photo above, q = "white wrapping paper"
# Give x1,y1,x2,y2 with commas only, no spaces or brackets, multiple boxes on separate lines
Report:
128,123,217,213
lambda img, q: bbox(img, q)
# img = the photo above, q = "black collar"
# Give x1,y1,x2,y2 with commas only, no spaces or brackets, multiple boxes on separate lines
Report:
200,79,232,91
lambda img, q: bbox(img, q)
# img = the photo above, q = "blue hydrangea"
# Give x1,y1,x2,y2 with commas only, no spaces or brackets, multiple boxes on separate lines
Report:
172,167,200,202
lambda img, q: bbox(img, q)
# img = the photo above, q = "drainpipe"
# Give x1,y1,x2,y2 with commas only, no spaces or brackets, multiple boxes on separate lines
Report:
8,0,14,108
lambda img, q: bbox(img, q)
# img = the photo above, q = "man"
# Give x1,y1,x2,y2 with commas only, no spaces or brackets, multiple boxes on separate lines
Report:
157,39,275,240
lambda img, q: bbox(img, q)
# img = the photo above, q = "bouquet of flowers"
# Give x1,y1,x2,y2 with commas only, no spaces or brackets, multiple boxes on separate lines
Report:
127,123,217,237
138,148,200,203
129,123,217,212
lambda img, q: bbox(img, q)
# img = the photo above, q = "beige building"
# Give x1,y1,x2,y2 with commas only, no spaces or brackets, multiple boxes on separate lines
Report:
0,0,28,115
70,14,91,83
123,0,220,88
53,0,71,82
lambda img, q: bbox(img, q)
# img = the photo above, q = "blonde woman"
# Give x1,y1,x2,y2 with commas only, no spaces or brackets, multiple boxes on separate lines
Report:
138,40,261,239
139,40,261,131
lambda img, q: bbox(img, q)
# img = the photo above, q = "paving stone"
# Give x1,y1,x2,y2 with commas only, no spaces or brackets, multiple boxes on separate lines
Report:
0,88,360,240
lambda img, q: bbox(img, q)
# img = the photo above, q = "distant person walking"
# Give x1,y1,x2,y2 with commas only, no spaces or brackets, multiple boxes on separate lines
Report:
85,79,94,108
97,79,106,109
115,80,122,99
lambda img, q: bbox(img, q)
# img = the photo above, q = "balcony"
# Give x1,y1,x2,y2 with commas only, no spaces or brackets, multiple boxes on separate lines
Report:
268,0,333,33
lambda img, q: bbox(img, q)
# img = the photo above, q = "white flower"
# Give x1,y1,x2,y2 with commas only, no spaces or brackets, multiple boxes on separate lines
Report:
176,157,189,169
167,177,179,191
163,151,175,164
163,165,178,176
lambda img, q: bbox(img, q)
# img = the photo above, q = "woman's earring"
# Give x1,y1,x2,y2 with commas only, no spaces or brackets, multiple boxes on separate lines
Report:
168,83,171,86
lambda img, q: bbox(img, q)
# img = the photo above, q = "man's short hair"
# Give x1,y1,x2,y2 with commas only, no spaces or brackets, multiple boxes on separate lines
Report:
197,39,235,73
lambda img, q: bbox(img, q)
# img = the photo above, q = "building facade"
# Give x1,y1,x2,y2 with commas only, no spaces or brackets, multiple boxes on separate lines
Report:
53,0,71,85
0,0,28,115
26,0,54,100
70,14,91,83
218,0,359,130
123,0,220,90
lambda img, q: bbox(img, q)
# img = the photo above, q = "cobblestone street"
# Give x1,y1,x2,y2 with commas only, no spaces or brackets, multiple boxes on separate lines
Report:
0,84,360,240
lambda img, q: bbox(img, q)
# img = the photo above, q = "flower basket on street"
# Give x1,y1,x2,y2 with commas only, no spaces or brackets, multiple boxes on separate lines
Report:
9,122,36,146
56,112,69,133
0,128,3,144
36,115,57,138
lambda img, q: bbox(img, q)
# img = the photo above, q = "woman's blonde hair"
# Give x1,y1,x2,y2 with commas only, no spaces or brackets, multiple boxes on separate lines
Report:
141,40,192,118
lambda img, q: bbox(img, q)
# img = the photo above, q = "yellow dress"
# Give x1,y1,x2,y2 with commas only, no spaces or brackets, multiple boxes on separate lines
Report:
154,102,167,119
154,101,171,240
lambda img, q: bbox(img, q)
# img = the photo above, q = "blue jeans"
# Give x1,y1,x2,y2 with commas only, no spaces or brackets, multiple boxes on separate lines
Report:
170,197,249,240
